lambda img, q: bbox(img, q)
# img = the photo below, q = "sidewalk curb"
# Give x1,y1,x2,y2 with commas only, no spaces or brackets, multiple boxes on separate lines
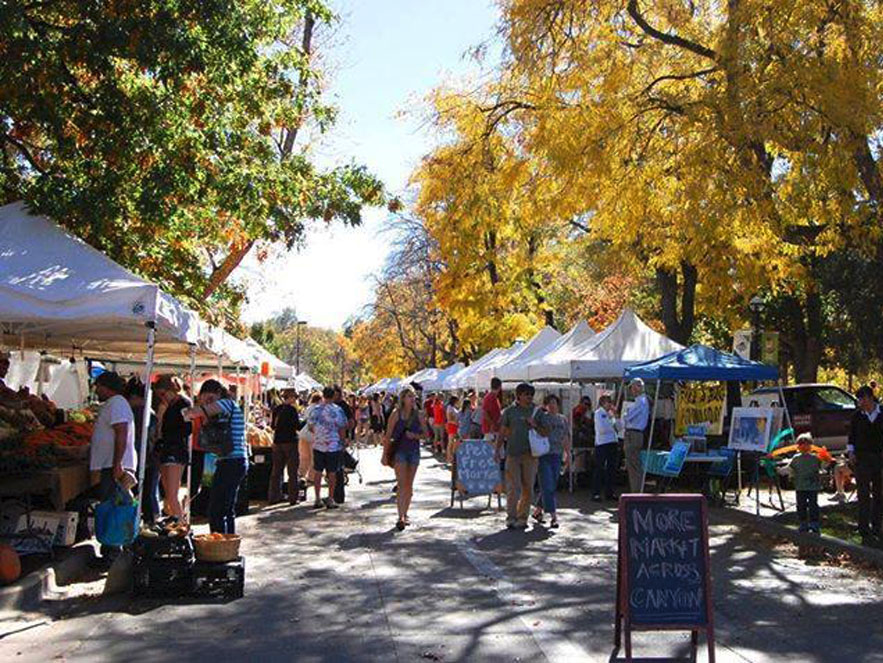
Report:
717,507,883,568
0,542,97,612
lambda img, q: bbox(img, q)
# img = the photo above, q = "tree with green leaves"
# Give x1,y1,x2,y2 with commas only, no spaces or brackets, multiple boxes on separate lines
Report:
0,0,384,325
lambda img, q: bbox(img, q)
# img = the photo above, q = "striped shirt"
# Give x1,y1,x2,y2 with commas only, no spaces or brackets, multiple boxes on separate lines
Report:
216,398,248,460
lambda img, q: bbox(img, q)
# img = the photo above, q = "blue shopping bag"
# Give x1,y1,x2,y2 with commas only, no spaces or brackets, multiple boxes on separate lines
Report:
202,452,218,488
95,486,139,547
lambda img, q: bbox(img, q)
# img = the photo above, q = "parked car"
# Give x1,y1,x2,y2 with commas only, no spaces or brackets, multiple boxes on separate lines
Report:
748,384,856,453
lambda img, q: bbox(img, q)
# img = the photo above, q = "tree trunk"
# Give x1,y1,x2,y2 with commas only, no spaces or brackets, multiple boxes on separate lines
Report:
484,229,499,285
204,12,316,299
656,261,697,345
204,240,254,298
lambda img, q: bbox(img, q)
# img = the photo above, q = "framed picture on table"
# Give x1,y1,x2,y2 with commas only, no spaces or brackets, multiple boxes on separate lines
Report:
727,407,774,452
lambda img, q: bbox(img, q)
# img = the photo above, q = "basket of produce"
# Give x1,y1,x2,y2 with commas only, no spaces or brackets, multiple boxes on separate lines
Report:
246,425,272,448
193,533,241,563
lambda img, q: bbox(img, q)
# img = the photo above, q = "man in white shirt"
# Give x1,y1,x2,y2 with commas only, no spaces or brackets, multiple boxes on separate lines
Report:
89,371,136,561
593,395,620,501
621,379,651,492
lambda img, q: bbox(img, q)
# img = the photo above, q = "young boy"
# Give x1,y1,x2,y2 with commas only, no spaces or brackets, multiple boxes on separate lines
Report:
788,433,823,533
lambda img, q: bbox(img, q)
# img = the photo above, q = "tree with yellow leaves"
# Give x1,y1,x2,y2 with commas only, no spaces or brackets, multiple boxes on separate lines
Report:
438,0,883,380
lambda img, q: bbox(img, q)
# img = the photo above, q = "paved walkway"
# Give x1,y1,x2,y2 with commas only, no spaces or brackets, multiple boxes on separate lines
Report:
2,447,882,662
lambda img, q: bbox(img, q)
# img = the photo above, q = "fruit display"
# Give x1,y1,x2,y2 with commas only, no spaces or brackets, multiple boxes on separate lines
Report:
68,408,95,424
0,411,93,474
0,435,56,473
247,424,272,448
24,422,92,450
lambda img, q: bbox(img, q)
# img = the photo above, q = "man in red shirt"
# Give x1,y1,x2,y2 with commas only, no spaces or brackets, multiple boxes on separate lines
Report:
482,377,503,441
431,394,446,453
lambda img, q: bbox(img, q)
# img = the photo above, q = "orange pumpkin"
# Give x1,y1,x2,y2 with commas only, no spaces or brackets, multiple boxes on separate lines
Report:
0,544,21,584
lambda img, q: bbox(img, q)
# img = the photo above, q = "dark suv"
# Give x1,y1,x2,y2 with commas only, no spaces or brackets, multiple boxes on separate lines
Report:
749,384,856,452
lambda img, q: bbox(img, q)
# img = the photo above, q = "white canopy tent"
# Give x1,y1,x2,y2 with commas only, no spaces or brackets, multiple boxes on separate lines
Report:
523,320,596,381
495,326,566,382
405,367,439,386
244,338,293,379
0,201,255,524
416,363,464,392
569,309,683,380
286,372,322,392
0,202,228,363
363,377,390,395
441,347,504,391
467,339,529,391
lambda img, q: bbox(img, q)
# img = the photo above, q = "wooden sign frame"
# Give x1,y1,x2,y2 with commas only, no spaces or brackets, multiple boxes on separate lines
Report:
614,494,716,663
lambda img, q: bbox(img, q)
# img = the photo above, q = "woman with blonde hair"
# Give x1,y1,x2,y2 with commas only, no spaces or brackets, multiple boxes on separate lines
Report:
153,374,192,521
383,388,430,530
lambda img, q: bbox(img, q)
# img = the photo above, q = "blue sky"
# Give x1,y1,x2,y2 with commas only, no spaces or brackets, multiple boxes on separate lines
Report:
241,0,501,329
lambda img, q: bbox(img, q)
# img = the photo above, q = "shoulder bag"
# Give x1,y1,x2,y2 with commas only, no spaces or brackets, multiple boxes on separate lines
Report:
529,407,551,457
199,404,234,457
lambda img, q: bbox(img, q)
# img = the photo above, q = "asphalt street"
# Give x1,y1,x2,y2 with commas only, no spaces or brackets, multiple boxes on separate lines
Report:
2,446,882,663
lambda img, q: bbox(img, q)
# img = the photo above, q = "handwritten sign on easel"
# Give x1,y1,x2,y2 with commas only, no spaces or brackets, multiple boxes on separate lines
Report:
615,494,716,662
454,439,501,496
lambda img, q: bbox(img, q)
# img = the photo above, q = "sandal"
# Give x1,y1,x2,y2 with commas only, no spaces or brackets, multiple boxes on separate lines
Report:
550,517,559,529
532,509,545,524
395,519,406,531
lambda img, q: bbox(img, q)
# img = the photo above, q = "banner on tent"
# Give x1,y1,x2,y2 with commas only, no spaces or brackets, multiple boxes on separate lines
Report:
674,382,725,437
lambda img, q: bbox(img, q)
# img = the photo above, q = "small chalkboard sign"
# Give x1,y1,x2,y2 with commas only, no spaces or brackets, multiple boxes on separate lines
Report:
614,494,715,662
454,439,501,497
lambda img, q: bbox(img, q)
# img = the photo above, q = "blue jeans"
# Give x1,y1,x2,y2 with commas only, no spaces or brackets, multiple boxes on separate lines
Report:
796,490,820,532
537,453,562,514
593,443,619,498
209,458,247,534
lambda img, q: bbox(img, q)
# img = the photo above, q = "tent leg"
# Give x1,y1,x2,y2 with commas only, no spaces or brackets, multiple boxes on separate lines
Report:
135,322,157,527
185,343,197,523
778,381,795,442
639,381,661,493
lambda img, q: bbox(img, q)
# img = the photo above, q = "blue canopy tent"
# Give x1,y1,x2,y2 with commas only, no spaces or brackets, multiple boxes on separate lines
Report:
624,344,779,382
624,344,788,494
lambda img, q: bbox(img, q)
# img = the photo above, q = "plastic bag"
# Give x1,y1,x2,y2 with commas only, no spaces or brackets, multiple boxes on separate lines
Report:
202,452,218,488
95,486,139,547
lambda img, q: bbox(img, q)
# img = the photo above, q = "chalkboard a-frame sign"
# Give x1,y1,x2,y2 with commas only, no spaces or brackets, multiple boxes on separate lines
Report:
614,494,716,663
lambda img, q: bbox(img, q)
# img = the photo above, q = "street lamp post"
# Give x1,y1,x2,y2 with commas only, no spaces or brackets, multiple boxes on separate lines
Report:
295,320,307,375
749,295,765,362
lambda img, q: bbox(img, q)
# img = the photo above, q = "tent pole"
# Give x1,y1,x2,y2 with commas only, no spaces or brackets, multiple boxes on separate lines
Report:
185,343,196,523
778,380,794,440
135,322,156,527
639,380,661,493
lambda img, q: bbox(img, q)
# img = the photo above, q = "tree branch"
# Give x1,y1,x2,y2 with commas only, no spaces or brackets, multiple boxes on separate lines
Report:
642,67,718,95
626,0,717,61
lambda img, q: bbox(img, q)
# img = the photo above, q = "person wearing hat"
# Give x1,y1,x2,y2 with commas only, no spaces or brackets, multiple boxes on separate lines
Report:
154,374,192,522
622,378,651,492
90,371,137,561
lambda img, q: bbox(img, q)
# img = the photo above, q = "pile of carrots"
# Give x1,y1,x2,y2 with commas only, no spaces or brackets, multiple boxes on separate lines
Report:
24,422,93,450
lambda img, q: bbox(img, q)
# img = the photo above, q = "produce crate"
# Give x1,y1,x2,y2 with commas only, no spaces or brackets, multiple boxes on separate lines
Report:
132,533,194,563
248,453,271,499
132,557,194,598
192,556,245,600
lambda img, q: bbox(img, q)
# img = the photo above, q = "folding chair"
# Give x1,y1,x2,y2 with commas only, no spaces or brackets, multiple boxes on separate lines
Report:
706,448,737,506
641,441,690,493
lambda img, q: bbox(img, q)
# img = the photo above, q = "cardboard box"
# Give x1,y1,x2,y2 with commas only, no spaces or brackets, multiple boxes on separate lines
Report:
5,509,79,547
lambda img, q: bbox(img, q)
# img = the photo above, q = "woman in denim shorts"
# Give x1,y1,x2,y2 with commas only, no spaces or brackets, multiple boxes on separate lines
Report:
384,388,430,531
